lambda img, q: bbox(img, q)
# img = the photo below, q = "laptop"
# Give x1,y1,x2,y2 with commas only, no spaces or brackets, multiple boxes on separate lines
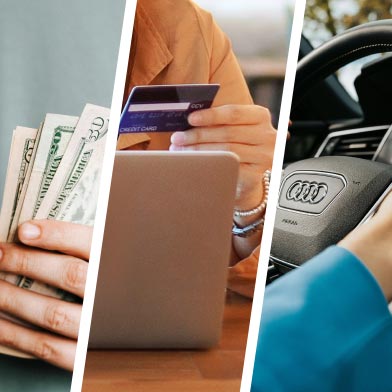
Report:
88,151,239,349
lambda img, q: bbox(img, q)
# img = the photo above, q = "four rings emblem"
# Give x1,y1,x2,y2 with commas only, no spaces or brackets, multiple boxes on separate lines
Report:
286,181,328,204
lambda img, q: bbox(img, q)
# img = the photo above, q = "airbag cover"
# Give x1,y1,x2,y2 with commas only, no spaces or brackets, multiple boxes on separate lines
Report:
271,156,392,268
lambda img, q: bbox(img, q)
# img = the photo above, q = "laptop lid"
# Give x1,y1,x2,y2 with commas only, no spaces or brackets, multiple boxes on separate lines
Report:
88,151,239,349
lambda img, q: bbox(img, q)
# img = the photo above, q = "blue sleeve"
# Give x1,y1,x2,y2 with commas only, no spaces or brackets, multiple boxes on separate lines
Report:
251,246,392,392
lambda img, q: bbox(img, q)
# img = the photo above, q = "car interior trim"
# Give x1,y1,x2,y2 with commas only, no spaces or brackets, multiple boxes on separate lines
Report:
373,124,392,161
358,181,392,226
269,255,298,270
315,125,391,158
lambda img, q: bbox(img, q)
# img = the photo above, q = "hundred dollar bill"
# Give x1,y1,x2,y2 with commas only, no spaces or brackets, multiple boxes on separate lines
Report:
15,114,78,238
0,127,38,242
36,103,110,224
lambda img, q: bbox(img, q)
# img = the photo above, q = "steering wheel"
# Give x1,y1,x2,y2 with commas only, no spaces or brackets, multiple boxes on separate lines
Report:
270,20,392,272
293,19,392,107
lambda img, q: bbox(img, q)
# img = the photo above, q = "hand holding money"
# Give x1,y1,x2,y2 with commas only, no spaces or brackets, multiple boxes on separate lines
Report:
0,103,109,364
0,220,91,370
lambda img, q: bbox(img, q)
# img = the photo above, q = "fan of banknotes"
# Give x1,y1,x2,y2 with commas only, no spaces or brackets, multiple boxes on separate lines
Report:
0,103,110,358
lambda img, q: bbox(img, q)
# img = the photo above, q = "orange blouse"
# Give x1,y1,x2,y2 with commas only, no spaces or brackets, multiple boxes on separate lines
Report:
117,0,258,297
117,0,253,151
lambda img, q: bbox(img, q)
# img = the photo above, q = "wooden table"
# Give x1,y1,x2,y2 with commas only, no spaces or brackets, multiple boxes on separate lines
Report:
83,292,252,392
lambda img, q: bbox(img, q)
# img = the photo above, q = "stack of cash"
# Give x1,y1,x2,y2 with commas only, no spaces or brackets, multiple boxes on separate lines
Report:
0,103,110,357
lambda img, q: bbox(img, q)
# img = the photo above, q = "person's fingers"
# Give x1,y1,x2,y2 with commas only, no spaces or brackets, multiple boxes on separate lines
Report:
227,246,260,298
18,220,92,260
0,317,76,371
0,280,81,339
171,124,275,146
170,142,267,164
188,105,271,127
0,244,87,298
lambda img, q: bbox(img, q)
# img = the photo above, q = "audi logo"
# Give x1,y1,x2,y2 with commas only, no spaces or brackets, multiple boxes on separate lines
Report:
286,181,328,204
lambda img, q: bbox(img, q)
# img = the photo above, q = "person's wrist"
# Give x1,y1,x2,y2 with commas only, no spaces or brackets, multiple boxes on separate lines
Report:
233,190,264,228
339,222,392,302
233,171,270,226
234,185,264,212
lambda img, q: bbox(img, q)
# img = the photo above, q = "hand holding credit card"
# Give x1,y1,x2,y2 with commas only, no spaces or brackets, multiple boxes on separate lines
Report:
119,84,220,134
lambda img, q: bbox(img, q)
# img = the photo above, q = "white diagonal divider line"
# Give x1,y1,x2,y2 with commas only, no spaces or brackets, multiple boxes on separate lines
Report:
70,1,137,391
240,0,306,390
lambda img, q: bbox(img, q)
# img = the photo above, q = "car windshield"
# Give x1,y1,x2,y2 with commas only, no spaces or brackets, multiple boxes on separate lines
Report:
303,0,391,100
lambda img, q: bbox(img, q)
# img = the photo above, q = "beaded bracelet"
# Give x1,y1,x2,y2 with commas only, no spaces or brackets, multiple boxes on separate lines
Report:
233,170,271,218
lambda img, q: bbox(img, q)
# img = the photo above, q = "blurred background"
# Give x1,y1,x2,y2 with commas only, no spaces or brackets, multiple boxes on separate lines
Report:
0,0,296,202
194,0,296,127
303,0,392,98
0,0,126,205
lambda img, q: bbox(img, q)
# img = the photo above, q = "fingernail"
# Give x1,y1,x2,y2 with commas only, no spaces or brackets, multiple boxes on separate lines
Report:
170,132,186,145
169,144,182,151
188,112,202,126
20,222,41,240
0,248,3,261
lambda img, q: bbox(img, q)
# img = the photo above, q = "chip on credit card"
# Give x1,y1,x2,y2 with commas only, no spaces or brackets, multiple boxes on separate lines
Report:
119,84,220,134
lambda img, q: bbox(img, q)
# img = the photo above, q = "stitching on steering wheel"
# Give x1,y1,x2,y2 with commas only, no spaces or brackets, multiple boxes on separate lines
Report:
323,43,392,75
296,42,392,101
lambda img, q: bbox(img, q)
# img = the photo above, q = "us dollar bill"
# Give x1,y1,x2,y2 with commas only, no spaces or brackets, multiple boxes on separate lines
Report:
0,127,39,359
0,105,110,358
36,103,110,224
0,120,79,296
15,114,78,239
6,124,44,243
17,104,109,295
0,127,38,242
0,129,18,242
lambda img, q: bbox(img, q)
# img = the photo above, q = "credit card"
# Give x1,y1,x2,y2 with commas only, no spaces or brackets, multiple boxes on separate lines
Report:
119,84,220,134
